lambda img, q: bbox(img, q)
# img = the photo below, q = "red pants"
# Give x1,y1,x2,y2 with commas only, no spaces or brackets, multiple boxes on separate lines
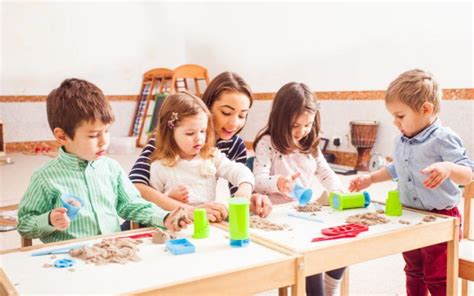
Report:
402,207,462,296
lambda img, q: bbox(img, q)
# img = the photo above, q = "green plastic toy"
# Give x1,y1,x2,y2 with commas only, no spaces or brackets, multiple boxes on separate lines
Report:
228,198,250,247
385,190,402,216
330,192,371,211
193,208,209,239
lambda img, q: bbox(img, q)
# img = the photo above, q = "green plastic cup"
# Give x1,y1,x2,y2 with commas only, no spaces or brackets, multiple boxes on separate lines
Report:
193,208,209,239
228,198,249,247
385,190,402,216
330,192,371,211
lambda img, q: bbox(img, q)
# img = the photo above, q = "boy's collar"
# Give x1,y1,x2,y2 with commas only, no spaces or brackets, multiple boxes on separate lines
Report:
58,147,96,170
401,117,441,144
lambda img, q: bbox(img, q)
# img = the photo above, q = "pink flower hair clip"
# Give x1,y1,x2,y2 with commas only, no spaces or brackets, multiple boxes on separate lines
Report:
167,112,179,129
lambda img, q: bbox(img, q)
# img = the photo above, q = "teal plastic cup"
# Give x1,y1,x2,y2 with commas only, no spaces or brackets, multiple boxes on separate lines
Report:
290,184,313,205
60,193,83,220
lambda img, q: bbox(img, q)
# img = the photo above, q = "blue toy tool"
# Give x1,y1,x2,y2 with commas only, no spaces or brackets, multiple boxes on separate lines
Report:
31,244,86,256
166,238,195,255
288,212,323,223
60,193,83,220
54,258,76,268
290,184,313,206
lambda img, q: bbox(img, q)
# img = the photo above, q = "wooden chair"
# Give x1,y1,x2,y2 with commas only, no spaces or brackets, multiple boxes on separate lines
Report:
170,64,210,97
129,67,174,147
460,180,474,296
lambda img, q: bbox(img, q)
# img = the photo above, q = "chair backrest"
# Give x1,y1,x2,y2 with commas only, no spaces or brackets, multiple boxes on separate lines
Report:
170,64,210,96
143,67,174,93
462,181,474,239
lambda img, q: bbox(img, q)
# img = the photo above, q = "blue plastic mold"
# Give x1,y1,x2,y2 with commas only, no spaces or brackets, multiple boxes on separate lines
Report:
230,238,250,248
60,193,83,220
54,258,75,268
166,238,196,255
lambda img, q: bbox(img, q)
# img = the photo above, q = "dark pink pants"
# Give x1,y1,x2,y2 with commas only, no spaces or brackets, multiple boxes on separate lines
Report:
402,207,462,296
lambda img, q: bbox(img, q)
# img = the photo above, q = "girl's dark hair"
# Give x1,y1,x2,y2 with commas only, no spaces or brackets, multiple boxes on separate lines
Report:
253,82,321,156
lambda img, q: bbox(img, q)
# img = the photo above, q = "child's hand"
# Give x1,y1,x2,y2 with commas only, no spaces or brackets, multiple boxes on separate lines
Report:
199,202,229,222
349,175,372,192
233,182,253,199
250,193,272,218
168,185,189,203
49,208,70,230
164,207,192,232
421,162,451,189
277,173,300,194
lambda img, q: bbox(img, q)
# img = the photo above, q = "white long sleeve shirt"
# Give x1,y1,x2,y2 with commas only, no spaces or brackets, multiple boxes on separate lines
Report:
254,135,344,203
150,149,254,205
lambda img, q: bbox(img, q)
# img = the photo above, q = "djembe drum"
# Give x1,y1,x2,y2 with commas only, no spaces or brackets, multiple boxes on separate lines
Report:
350,121,379,171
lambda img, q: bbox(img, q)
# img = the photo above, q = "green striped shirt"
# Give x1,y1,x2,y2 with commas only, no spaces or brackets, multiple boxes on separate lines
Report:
18,148,169,243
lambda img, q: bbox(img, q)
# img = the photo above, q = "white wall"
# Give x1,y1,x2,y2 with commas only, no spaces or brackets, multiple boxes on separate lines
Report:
1,2,473,158
1,1,186,95
182,2,473,91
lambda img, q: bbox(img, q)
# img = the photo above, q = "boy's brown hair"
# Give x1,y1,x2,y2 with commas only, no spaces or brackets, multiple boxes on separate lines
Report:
385,69,442,114
150,92,215,166
253,82,321,156
47,78,115,139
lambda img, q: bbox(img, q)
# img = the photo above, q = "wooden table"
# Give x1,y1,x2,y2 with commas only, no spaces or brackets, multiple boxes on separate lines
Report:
219,202,459,295
0,226,302,295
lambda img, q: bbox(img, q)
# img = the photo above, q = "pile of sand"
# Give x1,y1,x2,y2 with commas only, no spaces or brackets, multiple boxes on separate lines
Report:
70,238,142,265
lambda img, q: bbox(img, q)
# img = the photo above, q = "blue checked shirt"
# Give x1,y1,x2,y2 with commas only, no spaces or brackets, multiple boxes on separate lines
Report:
385,118,474,210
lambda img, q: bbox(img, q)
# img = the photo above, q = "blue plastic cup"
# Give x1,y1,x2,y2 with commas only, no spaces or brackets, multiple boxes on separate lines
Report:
60,193,83,220
290,184,313,205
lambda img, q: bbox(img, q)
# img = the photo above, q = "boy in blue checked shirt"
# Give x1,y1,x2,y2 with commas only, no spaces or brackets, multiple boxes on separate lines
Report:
18,78,190,243
350,69,473,296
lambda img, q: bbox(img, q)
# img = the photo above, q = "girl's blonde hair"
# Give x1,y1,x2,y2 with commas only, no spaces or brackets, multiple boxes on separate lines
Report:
253,82,321,156
150,92,215,166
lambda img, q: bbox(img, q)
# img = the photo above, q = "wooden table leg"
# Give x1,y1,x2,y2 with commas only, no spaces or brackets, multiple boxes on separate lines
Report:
446,218,459,296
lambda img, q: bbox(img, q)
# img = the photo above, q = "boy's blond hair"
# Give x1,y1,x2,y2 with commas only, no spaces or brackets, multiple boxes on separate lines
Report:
385,69,442,114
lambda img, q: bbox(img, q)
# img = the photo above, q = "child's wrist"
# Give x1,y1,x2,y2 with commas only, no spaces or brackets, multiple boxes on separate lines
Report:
48,211,53,226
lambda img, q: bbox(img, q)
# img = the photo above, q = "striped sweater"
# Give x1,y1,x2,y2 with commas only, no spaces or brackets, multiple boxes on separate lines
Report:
129,135,247,194
18,148,169,243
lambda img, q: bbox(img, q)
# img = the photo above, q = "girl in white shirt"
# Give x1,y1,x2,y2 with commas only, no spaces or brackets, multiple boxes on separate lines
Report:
253,82,345,296
149,92,254,207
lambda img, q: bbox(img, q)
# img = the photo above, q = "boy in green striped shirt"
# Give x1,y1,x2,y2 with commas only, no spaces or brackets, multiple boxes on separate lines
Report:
18,79,190,243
